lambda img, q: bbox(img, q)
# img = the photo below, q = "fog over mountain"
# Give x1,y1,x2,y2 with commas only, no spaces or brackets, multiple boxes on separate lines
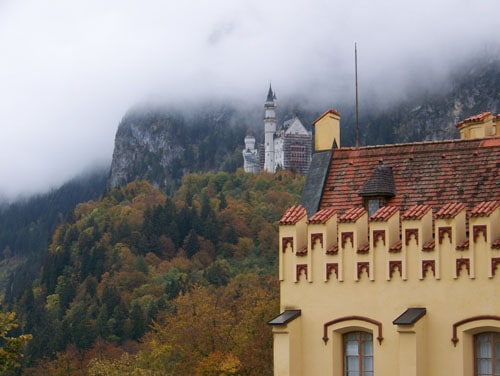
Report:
1,0,499,200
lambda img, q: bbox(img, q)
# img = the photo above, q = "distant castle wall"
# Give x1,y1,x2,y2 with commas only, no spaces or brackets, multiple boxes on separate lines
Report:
243,87,312,174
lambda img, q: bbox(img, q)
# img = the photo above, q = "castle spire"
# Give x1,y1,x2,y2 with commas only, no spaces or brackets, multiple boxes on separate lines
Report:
266,83,276,103
264,84,277,173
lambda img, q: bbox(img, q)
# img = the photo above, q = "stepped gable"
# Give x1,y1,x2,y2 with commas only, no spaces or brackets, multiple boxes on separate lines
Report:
338,206,366,223
319,137,500,214
401,204,431,220
370,205,398,222
470,200,500,217
434,202,466,219
307,208,336,224
279,205,307,225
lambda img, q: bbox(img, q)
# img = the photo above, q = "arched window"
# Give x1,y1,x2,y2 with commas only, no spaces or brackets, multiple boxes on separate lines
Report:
475,332,500,375
344,331,374,376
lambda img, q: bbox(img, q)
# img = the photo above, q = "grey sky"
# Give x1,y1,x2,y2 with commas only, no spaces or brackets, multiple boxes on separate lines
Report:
0,0,498,200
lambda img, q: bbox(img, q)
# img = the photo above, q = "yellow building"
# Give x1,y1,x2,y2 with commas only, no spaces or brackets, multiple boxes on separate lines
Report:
269,110,500,376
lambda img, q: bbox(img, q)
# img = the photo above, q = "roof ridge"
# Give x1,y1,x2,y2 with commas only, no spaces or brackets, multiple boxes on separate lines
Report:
335,136,500,152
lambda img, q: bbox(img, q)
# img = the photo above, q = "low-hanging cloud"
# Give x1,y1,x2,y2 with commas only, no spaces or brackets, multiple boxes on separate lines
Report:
0,0,499,200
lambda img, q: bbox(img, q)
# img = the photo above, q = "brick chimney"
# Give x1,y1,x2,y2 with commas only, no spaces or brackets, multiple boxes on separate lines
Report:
456,112,497,139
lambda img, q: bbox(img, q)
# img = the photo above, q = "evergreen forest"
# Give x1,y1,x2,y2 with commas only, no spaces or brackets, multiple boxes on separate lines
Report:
3,169,304,375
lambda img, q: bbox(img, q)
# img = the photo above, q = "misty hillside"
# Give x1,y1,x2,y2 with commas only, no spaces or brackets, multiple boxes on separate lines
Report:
0,169,107,293
108,58,500,191
360,58,500,145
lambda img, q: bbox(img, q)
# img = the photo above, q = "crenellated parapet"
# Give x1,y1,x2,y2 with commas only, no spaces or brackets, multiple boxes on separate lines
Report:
278,200,500,284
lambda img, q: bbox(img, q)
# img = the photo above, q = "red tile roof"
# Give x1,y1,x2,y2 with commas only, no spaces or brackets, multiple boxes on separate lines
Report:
423,240,435,251
326,245,339,254
401,205,432,220
338,206,366,223
456,239,469,250
279,205,307,225
470,201,500,217
434,202,466,219
389,241,402,252
492,239,500,249
319,137,500,214
312,109,341,126
456,112,492,128
307,207,337,224
358,243,370,253
370,205,399,222
296,246,308,256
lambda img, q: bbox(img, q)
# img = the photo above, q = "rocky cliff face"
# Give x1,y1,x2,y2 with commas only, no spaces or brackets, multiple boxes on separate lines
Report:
109,110,184,189
361,58,500,145
108,105,256,192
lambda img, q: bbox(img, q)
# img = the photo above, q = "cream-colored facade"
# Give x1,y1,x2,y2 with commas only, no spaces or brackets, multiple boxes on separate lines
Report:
270,111,500,376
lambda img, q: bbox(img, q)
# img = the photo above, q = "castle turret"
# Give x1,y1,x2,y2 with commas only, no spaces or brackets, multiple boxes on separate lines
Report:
242,135,259,173
264,85,277,172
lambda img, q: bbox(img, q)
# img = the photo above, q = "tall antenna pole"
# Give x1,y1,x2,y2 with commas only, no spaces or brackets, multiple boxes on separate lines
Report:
355,42,360,147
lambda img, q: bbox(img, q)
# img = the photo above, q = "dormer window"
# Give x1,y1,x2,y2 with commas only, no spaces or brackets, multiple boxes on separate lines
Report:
359,166,396,217
367,198,381,217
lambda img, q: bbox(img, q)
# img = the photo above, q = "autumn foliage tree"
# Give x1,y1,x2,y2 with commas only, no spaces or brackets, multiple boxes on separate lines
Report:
6,169,304,373
0,312,31,374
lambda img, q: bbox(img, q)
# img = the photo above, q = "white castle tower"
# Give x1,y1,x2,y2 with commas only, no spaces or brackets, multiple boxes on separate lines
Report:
264,84,277,172
242,135,259,173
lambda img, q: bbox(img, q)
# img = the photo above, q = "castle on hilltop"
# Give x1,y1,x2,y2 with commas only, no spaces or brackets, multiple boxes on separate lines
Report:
242,86,312,174
269,110,500,376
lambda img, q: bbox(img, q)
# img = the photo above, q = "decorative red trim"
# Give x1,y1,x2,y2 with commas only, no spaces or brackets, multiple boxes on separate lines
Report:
326,245,339,255
456,258,470,276
326,263,338,281
389,260,402,278
492,258,500,276
438,226,452,244
451,315,500,346
295,247,308,257
405,228,419,246
323,316,383,345
341,232,354,248
311,233,323,248
357,244,370,254
473,225,487,243
282,237,293,253
296,264,308,281
357,262,370,279
372,230,386,247
422,260,435,278
389,242,402,253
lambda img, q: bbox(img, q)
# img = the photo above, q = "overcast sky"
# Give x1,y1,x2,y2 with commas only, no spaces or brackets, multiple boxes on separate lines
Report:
1,0,499,200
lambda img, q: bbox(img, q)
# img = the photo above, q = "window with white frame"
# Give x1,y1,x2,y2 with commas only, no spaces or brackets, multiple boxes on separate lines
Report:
344,331,374,376
475,332,500,376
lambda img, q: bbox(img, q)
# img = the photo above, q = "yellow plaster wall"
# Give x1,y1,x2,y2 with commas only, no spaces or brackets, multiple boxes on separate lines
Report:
274,207,500,376
313,113,340,151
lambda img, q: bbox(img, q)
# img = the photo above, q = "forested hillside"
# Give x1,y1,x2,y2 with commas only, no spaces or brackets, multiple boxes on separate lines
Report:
6,169,304,374
0,169,108,299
